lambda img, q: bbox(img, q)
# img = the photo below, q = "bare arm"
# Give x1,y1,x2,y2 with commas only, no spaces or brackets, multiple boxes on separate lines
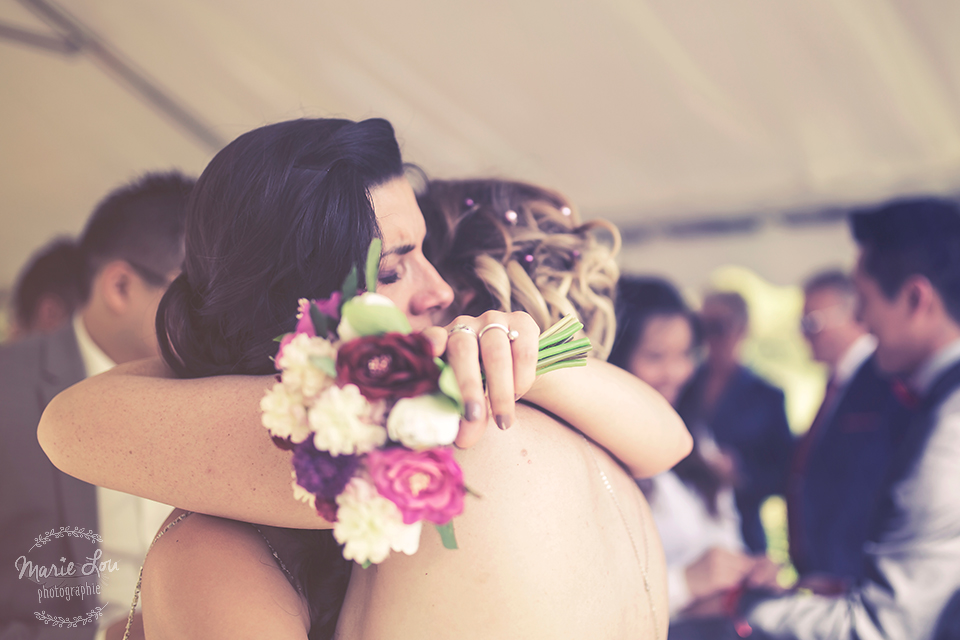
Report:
38,356,689,527
522,358,692,478
39,358,325,528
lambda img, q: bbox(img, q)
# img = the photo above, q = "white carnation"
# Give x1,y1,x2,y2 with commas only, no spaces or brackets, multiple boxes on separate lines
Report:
387,394,460,449
333,477,423,564
260,382,311,443
277,333,337,399
308,384,387,456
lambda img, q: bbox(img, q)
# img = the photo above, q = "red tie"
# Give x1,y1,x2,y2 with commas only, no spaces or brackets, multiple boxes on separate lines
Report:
891,378,920,409
787,377,839,568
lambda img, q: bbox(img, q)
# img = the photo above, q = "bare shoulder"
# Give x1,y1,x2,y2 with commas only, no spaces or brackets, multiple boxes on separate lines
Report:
141,510,310,639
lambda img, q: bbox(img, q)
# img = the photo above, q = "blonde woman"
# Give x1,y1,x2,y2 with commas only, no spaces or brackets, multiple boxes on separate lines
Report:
39,126,689,640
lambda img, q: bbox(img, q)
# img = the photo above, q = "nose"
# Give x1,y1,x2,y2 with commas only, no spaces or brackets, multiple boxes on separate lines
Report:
409,259,454,322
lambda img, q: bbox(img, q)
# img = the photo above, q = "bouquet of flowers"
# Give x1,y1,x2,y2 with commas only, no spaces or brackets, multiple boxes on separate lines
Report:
261,240,591,566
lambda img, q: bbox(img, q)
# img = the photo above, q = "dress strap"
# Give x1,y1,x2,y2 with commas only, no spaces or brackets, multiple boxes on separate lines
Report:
122,511,193,640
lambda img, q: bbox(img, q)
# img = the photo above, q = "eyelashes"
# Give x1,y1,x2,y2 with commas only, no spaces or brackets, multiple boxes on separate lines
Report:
378,271,400,285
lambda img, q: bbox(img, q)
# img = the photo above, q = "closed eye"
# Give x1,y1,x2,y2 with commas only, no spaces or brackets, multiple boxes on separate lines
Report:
378,271,400,285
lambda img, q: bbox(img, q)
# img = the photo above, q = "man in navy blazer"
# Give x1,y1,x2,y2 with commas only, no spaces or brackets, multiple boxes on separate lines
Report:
0,173,192,639
788,270,910,585
743,197,960,639
677,292,794,553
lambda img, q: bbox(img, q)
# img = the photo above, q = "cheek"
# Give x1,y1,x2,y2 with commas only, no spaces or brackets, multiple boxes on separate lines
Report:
631,358,667,388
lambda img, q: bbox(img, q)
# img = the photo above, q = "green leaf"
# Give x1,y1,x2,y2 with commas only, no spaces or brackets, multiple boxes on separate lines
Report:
436,522,458,550
361,560,372,569
308,303,334,339
436,361,464,413
273,334,286,343
309,355,337,378
341,266,359,303
365,238,382,294
341,297,411,336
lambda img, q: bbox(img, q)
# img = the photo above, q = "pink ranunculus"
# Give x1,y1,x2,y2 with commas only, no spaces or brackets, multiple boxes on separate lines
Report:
366,447,465,525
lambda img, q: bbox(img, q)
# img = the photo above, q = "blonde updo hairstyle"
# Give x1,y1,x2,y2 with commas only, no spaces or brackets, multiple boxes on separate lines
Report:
419,178,620,359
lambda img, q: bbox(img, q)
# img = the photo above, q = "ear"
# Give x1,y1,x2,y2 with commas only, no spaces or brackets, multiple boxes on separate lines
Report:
95,260,136,315
901,275,936,318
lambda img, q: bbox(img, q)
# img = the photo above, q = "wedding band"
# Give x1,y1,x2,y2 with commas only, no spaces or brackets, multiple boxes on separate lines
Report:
478,323,519,342
448,324,478,339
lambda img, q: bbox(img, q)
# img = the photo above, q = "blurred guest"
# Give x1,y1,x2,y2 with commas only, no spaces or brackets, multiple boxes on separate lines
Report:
676,291,794,553
742,197,960,639
8,238,84,340
0,172,193,640
610,277,778,632
788,270,909,587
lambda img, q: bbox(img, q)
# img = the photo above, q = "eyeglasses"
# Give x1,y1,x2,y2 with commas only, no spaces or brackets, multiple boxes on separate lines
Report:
800,304,848,337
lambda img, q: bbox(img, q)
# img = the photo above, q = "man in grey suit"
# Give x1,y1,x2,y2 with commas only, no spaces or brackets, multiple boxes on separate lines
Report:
740,197,960,639
1,173,193,639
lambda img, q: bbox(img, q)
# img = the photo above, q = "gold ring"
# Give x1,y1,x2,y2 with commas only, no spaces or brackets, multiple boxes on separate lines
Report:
478,323,519,342
448,324,478,339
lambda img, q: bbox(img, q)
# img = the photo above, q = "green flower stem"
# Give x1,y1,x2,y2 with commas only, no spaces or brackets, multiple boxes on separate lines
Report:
536,358,589,376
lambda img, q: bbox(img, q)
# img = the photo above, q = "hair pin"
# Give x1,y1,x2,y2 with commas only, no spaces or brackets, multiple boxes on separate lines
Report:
505,209,518,224
561,206,572,217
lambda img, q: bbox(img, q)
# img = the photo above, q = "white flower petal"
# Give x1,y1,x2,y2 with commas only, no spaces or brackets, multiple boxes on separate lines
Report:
333,477,421,565
260,382,312,443
387,395,460,449
308,385,386,456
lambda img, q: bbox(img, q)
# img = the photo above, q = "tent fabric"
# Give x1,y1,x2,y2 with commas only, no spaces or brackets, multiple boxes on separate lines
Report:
1,0,959,288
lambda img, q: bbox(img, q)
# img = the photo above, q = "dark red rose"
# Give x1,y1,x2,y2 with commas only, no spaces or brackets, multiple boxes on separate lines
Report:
336,332,440,401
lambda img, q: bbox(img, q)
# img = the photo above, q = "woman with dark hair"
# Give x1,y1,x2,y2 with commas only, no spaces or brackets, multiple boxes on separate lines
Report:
609,277,779,632
39,120,691,639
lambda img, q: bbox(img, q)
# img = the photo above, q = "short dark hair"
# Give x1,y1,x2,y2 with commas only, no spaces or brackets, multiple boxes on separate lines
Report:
13,237,84,329
850,196,960,323
78,172,194,298
803,269,855,298
608,276,697,371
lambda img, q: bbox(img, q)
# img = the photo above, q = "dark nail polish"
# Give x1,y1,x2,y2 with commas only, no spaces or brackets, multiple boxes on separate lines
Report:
465,401,483,422
496,414,512,430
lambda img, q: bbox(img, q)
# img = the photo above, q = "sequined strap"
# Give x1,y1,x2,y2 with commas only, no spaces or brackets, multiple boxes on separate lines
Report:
122,511,193,640
121,512,304,640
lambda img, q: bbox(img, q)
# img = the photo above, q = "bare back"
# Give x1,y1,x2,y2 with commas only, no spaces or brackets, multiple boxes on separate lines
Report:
336,404,667,640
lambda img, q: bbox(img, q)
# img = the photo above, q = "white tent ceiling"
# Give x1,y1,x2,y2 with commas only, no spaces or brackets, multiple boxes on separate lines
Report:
2,0,959,290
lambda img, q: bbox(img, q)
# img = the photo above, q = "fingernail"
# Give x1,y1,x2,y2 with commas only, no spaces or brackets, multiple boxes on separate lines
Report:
465,401,483,423
496,414,512,430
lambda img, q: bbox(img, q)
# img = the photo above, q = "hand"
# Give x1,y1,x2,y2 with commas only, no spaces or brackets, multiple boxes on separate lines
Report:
684,547,756,602
746,555,783,591
422,311,539,448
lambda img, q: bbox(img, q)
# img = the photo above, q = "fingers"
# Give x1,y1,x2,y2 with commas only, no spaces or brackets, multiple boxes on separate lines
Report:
420,326,448,358
478,320,516,431
443,323,487,449
508,313,539,400
438,311,540,448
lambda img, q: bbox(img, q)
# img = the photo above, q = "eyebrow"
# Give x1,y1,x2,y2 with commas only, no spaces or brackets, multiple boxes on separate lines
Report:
382,243,415,258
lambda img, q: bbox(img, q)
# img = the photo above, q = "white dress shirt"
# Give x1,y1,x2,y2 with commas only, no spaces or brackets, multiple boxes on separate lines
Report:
647,470,744,614
73,316,174,637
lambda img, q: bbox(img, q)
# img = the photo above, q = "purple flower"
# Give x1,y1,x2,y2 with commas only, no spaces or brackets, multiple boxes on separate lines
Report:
292,439,361,503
